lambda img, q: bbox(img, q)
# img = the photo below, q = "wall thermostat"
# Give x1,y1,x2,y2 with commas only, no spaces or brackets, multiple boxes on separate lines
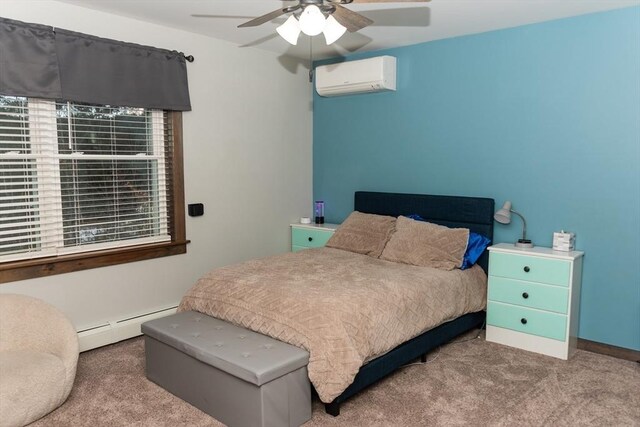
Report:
188,203,204,217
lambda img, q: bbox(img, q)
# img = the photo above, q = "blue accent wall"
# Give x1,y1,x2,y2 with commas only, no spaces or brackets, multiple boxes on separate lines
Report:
313,7,640,350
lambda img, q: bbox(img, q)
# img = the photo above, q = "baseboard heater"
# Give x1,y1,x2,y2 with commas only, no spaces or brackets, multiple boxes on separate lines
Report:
77,305,178,352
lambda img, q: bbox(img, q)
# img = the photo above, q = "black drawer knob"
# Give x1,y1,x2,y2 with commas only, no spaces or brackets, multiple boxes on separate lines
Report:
522,292,529,299
521,318,527,325
523,266,530,273
308,237,313,242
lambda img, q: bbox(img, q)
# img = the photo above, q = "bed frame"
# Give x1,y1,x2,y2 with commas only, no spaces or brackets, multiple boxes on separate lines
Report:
324,191,495,416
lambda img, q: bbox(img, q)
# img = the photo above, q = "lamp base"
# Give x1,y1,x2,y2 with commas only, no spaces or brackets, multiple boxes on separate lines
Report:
515,239,533,249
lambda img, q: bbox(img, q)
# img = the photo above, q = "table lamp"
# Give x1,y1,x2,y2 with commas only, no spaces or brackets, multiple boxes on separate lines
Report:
494,201,533,248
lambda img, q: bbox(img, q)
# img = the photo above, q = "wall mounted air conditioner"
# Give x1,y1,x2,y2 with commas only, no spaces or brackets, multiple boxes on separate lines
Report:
315,55,396,97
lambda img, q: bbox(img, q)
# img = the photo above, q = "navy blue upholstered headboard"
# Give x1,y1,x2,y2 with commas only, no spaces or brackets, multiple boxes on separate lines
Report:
354,192,495,273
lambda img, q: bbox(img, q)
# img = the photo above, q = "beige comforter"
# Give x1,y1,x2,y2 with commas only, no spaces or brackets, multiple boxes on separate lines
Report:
179,247,487,403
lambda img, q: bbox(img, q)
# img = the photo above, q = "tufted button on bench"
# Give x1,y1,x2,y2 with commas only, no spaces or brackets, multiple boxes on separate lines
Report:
142,311,311,427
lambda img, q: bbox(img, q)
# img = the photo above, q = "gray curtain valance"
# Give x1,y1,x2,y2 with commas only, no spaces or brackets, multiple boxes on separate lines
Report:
0,19,62,100
0,17,191,111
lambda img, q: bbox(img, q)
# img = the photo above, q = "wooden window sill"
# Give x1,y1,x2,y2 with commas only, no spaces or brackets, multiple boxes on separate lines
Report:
0,240,190,284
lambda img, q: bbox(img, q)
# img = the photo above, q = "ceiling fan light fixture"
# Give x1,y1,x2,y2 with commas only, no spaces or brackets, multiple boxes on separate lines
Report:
323,15,347,45
276,15,301,45
298,5,326,36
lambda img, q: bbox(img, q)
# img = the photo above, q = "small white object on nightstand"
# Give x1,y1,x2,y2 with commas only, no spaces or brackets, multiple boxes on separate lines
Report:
553,231,576,251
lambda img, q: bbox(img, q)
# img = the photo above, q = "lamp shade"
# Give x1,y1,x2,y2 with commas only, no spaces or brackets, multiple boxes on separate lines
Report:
276,15,301,45
494,201,512,224
323,15,347,45
299,5,326,36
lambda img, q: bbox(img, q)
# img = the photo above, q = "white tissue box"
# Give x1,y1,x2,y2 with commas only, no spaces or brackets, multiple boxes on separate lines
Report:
553,231,575,252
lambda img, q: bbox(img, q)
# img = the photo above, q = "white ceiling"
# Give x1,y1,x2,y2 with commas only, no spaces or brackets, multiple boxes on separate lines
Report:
57,0,639,59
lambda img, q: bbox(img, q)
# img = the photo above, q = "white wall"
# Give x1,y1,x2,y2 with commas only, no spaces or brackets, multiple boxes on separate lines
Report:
0,1,313,331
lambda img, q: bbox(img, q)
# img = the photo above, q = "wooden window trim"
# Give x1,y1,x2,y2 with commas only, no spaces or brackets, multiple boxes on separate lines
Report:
0,111,188,284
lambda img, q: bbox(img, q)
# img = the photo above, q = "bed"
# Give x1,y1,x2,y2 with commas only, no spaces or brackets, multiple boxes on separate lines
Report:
179,191,495,416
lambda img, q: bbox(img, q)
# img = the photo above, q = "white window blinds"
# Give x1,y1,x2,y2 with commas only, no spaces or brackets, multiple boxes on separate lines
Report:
0,96,170,262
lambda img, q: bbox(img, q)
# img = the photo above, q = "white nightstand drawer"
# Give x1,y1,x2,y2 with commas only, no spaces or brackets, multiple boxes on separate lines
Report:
487,301,567,341
489,251,571,286
488,276,569,314
290,223,338,252
291,228,333,248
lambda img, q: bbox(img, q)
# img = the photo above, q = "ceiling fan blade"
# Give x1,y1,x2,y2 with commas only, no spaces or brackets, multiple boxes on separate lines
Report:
332,4,374,32
360,7,430,27
238,8,287,28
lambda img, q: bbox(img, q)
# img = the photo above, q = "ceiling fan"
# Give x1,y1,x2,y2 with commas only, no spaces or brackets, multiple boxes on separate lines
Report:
236,0,430,45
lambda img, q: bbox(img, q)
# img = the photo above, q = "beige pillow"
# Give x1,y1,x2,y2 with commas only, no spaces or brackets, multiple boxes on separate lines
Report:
380,216,469,270
326,211,396,258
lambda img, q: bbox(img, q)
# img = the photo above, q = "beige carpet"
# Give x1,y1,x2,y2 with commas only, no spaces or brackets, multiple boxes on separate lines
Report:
31,332,639,426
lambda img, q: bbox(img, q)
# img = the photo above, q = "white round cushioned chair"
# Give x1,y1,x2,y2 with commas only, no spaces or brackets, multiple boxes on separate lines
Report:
0,294,79,427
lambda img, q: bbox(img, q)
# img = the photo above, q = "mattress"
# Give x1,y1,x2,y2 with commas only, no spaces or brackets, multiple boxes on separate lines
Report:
179,247,487,403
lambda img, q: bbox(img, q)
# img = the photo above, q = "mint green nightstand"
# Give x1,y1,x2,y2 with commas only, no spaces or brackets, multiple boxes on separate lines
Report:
486,243,584,360
290,223,338,252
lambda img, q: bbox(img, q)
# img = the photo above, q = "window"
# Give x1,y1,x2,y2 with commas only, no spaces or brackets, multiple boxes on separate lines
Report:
0,96,186,282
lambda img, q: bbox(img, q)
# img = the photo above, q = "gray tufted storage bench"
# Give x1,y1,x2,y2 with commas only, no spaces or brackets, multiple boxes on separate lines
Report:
142,311,311,427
